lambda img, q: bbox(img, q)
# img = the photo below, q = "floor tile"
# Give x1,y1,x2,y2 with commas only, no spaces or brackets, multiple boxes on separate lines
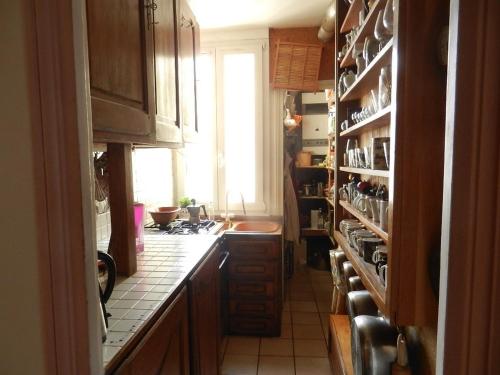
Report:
226,336,260,356
290,301,317,312
294,339,328,357
282,310,291,324
295,357,331,375
293,324,324,339
280,324,292,339
290,292,315,301
257,356,294,375
260,338,293,357
292,312,321,325
222,355,258,375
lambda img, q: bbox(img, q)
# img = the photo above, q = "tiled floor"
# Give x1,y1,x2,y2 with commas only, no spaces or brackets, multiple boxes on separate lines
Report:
221,265,333,375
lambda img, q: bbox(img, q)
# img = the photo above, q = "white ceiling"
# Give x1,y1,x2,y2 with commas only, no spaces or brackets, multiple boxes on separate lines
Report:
188,0,332,30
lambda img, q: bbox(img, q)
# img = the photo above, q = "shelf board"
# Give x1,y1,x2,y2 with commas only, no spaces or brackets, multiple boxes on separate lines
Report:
301,228,329,237
296,166,328,169
339,200,388,241
340,39,393,102
340,0,387,68
340,0,365,33
334,230,386,312
339,166,390,178
340,105,392,137
298,196,327,200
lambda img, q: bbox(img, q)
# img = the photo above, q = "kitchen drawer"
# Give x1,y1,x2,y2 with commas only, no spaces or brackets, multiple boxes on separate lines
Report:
228,260,278,280
229,300,275,316
227,239,280,259
229,316,280,337
229,280,275,299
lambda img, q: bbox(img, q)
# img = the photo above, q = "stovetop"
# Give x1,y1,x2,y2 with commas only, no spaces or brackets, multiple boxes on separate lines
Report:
145,219,219,235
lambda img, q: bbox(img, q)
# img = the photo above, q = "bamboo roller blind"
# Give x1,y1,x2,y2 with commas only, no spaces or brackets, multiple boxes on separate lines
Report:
272,40,323,91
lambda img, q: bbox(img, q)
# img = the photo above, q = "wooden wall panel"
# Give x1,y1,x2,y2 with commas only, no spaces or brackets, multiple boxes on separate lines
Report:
269,27,335,83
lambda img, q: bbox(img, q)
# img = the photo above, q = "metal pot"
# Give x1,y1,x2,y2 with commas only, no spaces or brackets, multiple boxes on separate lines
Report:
351,315,398,375
346,290,378,320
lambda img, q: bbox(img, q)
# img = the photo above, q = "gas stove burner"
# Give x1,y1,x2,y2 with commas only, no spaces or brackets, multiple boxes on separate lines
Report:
146,220,217,235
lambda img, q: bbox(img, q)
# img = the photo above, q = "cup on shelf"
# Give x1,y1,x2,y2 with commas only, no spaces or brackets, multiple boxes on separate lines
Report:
343,70,356,89
378,264,388,286
383,141,390,169
368,196,380,222
362,238,384,263
377,199,389,231
351,229,375,253
378,66,392,109
372,245,388,264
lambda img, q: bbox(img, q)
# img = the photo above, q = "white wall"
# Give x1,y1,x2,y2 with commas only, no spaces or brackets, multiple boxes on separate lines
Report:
0,2,48,373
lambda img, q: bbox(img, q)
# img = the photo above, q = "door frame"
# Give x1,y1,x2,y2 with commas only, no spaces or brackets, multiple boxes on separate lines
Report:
28,0,101,373
437,0,500,373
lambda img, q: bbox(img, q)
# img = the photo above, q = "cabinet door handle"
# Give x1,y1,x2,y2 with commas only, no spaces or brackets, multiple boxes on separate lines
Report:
145,0,159,29
181,15,193,28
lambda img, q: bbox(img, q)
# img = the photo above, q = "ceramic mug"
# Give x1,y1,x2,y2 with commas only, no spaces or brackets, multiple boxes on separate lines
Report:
358,237,382,258
372,245,388,264
362,239,384,263
377,199,389,231
352,229,375,252
378,264,388,286
368,197,379,222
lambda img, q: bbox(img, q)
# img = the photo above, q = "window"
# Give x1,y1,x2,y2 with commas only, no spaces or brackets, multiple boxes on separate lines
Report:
133,148,174,216
183,42,266,213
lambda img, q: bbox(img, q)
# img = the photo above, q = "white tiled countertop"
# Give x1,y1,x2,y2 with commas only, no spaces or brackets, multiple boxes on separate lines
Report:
97,234,219,372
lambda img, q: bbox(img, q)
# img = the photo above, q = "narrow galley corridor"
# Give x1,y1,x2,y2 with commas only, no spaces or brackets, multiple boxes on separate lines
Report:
221,265,334,375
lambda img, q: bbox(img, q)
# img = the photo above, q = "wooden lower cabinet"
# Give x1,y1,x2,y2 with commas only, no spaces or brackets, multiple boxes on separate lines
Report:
225,235,282,336
188,243,220,375
114,288,190,375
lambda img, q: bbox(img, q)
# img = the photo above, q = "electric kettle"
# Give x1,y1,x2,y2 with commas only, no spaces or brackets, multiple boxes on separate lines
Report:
97,251,116,342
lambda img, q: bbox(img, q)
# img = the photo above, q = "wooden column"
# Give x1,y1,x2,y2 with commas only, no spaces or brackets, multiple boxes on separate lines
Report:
108,143,137,276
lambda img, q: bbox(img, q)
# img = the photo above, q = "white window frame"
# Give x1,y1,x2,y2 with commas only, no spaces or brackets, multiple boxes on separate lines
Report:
193,29,282,216
214,43,266,212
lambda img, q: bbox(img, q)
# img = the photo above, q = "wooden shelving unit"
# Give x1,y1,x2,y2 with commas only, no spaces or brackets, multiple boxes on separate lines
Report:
296,166,328,170
340,106,391,137
339,200,388,241
333,0,448,328
339,166,390,178
334,231,386,312
340,40,393,102
340,0,365,34
339,0,387,68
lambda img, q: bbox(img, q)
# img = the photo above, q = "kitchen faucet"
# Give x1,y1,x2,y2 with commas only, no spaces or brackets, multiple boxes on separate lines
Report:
225,191,247,225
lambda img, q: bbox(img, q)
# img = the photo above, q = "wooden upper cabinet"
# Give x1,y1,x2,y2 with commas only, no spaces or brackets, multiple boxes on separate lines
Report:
153,0,182,145
86,0,155,143
178,0,199,142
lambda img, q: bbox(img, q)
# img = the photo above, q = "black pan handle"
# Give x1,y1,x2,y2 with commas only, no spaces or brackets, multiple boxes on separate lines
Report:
97,251,116,303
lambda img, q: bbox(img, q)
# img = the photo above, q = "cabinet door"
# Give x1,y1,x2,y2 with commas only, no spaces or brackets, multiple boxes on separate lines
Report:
86,0,155,143
154,0,182,144
178,0,199,142
189,244,220,375
115,288,190,375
